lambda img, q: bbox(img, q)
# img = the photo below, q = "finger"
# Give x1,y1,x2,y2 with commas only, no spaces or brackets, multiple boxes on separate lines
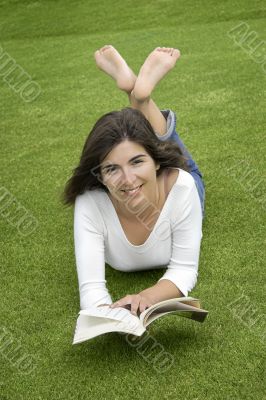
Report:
110,296,131,308
139,302,152,313
131,295,141,315
110,301,120,308
110,300,124,308
139,304,147,313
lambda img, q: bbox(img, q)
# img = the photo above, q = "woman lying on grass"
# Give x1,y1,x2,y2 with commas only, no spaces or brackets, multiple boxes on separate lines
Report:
63,45,205,316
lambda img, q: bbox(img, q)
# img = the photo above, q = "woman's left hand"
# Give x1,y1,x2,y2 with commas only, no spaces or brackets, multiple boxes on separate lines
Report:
110,293,153,315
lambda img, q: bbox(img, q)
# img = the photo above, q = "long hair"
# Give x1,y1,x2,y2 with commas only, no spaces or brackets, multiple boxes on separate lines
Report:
62,107,190,206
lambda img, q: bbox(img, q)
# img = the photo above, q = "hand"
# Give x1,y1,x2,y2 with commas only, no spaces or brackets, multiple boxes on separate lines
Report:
110,293,153,315
97,304,111,307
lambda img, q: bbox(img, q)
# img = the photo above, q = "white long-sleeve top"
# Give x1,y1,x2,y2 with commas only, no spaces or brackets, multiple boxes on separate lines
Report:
74,168,203,309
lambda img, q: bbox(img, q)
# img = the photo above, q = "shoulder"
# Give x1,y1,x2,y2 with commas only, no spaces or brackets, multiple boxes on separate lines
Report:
74,189,108,226
176,168,195,188
167,168,201,214
168,168,196,194
164,169,202,231
75,189,107,208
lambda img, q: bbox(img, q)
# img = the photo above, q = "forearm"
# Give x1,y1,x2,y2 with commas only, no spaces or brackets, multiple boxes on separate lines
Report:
138,279,184,304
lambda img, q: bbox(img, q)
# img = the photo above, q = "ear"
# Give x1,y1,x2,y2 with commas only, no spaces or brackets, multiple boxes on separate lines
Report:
156,164,160,171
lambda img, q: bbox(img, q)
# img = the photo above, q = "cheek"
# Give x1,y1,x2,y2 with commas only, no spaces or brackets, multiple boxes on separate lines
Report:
144,165,157,179
141,163,154,174
103,174,121,189
102,174,112,188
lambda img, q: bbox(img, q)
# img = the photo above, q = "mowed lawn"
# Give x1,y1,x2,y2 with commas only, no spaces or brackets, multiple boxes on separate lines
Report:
0,1,265,399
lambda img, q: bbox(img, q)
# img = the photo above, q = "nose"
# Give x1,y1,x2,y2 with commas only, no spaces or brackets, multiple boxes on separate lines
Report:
119,167,137,187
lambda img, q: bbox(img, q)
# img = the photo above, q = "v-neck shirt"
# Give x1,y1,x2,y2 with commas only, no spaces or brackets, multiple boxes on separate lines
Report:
74,168,203,309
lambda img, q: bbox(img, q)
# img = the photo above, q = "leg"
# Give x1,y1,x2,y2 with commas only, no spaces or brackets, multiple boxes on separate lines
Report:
128,93,167,135
159,110,205,218
129,46,181,135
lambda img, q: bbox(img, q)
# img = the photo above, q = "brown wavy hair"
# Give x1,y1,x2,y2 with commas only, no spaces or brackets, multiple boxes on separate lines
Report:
62,107,191,206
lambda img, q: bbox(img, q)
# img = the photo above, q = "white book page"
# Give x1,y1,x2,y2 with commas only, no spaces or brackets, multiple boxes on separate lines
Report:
73,313,144,344
80,305,140,327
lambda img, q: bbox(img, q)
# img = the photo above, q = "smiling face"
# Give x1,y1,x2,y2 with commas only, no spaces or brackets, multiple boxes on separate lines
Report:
100,140,160,217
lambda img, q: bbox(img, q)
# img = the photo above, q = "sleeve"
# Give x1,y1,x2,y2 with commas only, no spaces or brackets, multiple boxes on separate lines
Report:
158,182,203,297
74,194,113,309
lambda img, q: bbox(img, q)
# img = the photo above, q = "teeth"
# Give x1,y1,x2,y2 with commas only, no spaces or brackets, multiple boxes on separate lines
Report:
122,185,141,193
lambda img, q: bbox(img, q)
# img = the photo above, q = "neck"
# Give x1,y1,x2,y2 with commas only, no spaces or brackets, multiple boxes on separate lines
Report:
112,181,161,222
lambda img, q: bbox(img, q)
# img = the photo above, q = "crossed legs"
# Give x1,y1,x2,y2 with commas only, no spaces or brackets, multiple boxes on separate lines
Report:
94,45,181,135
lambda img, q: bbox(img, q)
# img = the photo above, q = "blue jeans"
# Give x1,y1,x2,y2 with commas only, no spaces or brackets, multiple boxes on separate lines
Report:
158,109,205,219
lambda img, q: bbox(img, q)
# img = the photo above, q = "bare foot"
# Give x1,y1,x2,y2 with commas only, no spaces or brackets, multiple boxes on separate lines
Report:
94,45,136,93
133,47,181,101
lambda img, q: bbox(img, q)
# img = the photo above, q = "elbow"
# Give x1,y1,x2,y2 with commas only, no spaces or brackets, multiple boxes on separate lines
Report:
158,268,198,298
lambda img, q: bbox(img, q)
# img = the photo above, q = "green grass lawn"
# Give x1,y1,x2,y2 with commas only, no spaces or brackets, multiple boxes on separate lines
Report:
0,0,265,399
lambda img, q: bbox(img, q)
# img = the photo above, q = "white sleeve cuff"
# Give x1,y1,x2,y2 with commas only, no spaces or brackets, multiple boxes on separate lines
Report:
158,268,198,298
79,281,113,309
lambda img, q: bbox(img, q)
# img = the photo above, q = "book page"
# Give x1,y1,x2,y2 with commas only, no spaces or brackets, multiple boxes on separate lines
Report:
80,305,140,330
139,297,208,326
73,314,145,344
139,297,198,322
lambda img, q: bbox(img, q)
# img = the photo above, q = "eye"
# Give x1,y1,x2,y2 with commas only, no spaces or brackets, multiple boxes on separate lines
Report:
105,166,117,174
132,159,143,164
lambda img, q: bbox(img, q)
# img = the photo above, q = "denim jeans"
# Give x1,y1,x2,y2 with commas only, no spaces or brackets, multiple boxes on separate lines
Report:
157,109,205,219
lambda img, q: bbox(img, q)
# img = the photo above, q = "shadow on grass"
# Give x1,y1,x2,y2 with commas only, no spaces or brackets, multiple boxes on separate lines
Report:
63,320,209,371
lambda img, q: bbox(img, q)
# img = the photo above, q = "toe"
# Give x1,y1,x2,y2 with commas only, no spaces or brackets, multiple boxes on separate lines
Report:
101,45,111,52
173,49,181,58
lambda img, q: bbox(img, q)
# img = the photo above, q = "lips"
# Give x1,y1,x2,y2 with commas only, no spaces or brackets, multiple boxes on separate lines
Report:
120,184,143,195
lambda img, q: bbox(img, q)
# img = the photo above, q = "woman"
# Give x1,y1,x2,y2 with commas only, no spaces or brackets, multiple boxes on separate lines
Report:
63,46,205,316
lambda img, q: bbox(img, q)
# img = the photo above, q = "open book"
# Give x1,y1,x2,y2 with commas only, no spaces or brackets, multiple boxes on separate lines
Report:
73,297,208,344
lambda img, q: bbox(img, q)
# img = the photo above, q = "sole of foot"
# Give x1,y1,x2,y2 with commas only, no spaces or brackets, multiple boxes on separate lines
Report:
94,45,136,93
133,47,181,102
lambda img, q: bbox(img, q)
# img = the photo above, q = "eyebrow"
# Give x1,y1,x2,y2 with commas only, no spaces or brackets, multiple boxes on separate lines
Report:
102,154,147,170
